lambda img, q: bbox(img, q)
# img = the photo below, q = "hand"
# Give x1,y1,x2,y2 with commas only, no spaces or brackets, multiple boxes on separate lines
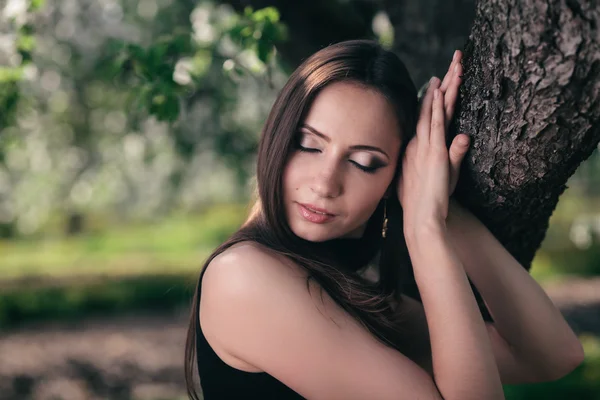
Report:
439,50,469,195
397,51,470,237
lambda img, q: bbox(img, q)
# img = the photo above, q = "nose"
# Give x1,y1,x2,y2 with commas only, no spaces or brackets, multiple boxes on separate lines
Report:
310,164,343,199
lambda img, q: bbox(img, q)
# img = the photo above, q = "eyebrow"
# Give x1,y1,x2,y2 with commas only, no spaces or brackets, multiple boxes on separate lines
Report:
300,124,390,159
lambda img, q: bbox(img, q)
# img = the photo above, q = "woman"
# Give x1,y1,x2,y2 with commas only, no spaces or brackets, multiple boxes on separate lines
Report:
184,40,584,399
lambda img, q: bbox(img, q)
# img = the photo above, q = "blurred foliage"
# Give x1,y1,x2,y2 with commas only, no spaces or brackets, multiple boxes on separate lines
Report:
98,5,286,123
0,0,45,130
0,0,597,242
0,0,287,237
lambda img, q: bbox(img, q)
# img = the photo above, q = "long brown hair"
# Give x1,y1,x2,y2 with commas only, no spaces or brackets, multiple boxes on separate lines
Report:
185,39,419,399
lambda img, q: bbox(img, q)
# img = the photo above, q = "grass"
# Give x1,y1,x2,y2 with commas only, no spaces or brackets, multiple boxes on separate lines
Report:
0,203,250,280
0,203,250,329
0,273,197,329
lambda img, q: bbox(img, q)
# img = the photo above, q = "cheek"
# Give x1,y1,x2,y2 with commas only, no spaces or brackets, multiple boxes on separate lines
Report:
282,156,303,195
349,191,382,218
349,168,394,196
345,174,393,215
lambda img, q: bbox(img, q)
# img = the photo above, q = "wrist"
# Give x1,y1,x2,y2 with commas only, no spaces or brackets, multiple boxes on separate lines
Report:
404,217,448,248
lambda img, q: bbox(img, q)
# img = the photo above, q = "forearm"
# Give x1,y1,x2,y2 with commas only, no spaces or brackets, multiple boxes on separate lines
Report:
406,224,504,400
446,200,584,375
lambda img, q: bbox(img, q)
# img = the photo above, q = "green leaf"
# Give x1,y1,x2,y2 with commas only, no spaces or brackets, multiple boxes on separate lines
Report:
28,0,46,12
240,26,253,38
16,35,36,52
127,44,147,63
190,50,212,78
18,49,33,64
147,88,180,122
252,7,280,24
243,6,254,17
147,42,169,70
256,40,272,64
168,34,194,56
0,67,24,83
18,24,35,36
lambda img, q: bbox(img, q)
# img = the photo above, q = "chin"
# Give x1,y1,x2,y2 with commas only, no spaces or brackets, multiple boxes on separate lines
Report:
290,223,337,243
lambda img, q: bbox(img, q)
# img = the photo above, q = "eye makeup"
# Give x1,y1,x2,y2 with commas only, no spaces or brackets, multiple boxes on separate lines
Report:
293,131,387,174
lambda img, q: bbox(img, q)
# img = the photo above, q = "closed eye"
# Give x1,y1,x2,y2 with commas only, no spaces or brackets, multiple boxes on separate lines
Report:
297,144,321,153
294,131,386,174
349,161,381,174
297,145,383,174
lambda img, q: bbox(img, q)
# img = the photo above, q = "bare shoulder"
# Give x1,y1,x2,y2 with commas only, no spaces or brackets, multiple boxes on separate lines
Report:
200,240,326,326
199,241,444,400
203,241,307,289
200,241,311,320
199,241,313,369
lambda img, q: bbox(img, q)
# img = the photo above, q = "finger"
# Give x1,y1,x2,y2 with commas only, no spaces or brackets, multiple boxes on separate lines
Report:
444,61,463,129
449,134,470,167
417,77,440,144
449,134,470,188
440,50,460,93
439,51,457,92
430,88,446,149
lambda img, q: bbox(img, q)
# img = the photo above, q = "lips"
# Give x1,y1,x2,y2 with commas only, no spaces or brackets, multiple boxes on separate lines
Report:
298,203,336,216
297,203,337,224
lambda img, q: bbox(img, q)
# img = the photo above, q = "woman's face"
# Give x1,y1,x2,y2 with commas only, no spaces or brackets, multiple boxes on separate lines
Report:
283,81,402,242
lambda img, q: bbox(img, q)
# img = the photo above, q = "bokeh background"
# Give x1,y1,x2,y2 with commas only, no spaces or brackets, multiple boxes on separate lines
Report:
0,0,599,399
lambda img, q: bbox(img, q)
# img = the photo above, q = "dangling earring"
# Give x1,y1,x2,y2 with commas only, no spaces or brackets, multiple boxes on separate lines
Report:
381,199,388,238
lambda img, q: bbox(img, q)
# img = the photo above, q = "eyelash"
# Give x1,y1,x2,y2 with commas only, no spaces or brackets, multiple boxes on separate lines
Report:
295,144,381,174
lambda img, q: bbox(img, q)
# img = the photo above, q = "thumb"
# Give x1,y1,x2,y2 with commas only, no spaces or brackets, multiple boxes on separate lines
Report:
449,134,470,178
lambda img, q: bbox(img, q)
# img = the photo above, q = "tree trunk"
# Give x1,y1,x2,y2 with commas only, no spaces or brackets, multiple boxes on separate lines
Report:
454,0,600,270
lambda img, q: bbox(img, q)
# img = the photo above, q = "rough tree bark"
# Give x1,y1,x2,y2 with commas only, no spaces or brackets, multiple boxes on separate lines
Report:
454,0,600,270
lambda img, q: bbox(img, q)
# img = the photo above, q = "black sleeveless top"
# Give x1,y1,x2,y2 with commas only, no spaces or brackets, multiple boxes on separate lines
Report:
195,261,306,399
195,312,305,399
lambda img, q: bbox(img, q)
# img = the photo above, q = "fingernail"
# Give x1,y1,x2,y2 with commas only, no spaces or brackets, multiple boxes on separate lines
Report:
453,50,458,61
454,63,459,73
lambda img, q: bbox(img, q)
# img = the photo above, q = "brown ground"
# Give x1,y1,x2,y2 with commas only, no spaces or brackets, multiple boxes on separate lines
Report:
1,278,599,400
